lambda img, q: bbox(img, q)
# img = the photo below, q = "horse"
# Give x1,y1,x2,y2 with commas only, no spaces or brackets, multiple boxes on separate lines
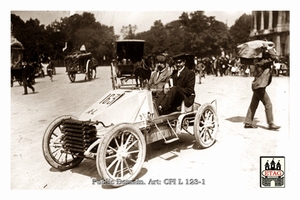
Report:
133,59,152,88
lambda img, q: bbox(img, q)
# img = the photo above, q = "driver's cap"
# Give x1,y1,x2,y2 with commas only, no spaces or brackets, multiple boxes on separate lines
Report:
156,55,166,63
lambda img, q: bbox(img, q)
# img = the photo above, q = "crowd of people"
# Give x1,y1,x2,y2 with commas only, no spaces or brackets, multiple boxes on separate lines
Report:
195,55,252,78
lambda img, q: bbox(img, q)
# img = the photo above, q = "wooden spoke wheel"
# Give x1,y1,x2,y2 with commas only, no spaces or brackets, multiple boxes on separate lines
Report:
193,103,219,148
86,59,93,81
42,115,84,170
96,123,146,187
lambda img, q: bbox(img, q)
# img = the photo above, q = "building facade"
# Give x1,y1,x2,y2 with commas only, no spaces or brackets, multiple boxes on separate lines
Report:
250,11,290,58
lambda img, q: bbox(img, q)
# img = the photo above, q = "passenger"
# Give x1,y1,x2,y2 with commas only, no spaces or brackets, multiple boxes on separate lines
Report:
147,55,172,96
156,57,195,115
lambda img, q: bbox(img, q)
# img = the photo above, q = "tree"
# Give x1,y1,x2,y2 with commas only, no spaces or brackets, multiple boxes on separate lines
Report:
136,20,170,56
11,14,47,62
178,11,230,57
121,24,137,39
53,12,115,63
229,13,252,47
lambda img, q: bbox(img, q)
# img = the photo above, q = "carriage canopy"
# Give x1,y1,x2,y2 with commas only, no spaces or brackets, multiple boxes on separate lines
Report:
116,39,145,63
11,36,24,68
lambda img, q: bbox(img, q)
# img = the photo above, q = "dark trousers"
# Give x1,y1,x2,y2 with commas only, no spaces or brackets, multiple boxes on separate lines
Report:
23,78,35,94
156,86,184,114
245,87,274,125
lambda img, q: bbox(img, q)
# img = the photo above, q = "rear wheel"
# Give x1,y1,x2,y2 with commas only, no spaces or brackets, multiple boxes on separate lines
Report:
68,73,76,82
42,115,84,170
86,60,93,81
96,123,146,187
193,103,218,148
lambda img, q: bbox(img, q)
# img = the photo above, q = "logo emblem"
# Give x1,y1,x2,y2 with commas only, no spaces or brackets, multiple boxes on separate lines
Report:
260,156,285,188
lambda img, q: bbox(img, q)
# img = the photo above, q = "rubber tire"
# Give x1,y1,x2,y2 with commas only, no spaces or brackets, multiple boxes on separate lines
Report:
96,123,146,187
193,103,219,148
42,115,84,171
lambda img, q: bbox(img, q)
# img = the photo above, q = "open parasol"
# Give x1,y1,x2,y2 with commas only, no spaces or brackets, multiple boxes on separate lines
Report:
237,40,276,64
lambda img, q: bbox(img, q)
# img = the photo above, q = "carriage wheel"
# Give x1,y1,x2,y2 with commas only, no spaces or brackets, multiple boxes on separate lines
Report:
42,115,84,170
110,63,119,89
96,123,146,187
68,73,76,82
193,103,219,148
112,77,119,89
86,60,93,81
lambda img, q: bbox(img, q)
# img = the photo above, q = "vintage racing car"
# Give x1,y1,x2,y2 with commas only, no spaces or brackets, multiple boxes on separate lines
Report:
42,86,219,187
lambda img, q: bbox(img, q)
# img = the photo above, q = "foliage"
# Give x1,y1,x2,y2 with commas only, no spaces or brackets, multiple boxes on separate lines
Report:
229,13,252,49
136,11,232,58
11,14,47,62
11,12,115,64
11,11,251,64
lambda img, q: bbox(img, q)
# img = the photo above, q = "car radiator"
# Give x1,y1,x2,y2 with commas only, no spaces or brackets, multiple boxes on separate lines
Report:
62,119,97,154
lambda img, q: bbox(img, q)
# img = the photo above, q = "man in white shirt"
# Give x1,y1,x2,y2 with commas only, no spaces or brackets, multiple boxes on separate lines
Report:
156,57,195,115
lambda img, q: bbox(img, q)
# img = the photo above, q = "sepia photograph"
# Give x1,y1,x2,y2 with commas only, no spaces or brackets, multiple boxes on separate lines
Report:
5,0,298,198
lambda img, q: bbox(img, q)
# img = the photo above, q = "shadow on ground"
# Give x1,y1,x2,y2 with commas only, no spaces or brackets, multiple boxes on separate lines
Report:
226,116,259,124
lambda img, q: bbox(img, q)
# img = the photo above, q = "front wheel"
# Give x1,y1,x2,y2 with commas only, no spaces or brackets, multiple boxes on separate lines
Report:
42,115,84,170
96,123,146,187
193,103,219,148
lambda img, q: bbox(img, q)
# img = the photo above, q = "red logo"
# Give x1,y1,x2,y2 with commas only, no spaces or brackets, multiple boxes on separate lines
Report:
262,170,284,177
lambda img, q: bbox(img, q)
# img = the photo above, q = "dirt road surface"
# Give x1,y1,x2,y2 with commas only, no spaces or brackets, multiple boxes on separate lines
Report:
9,67,294,198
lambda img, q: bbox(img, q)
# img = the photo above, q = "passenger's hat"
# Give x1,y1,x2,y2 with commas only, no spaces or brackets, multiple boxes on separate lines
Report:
175,58,185,64
173,53,186,63
156,55,166,63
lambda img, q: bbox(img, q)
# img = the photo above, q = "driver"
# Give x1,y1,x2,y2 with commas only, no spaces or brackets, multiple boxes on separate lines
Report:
147,55,172,95
156,56,195,115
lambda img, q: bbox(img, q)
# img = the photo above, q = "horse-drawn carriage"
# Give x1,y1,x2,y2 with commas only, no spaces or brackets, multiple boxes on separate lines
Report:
64,51,97,82
42,42,219,187
111,39,150,89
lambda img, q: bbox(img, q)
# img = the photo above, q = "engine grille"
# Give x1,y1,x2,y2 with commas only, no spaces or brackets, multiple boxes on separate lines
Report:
62,119,97,154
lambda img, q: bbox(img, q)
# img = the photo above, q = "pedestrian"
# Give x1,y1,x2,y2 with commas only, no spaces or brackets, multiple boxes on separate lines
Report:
244,46,280,130
44,56,54,81
195,59,206,84
22,62,35,95
47,60,54,81
156,56,195,115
